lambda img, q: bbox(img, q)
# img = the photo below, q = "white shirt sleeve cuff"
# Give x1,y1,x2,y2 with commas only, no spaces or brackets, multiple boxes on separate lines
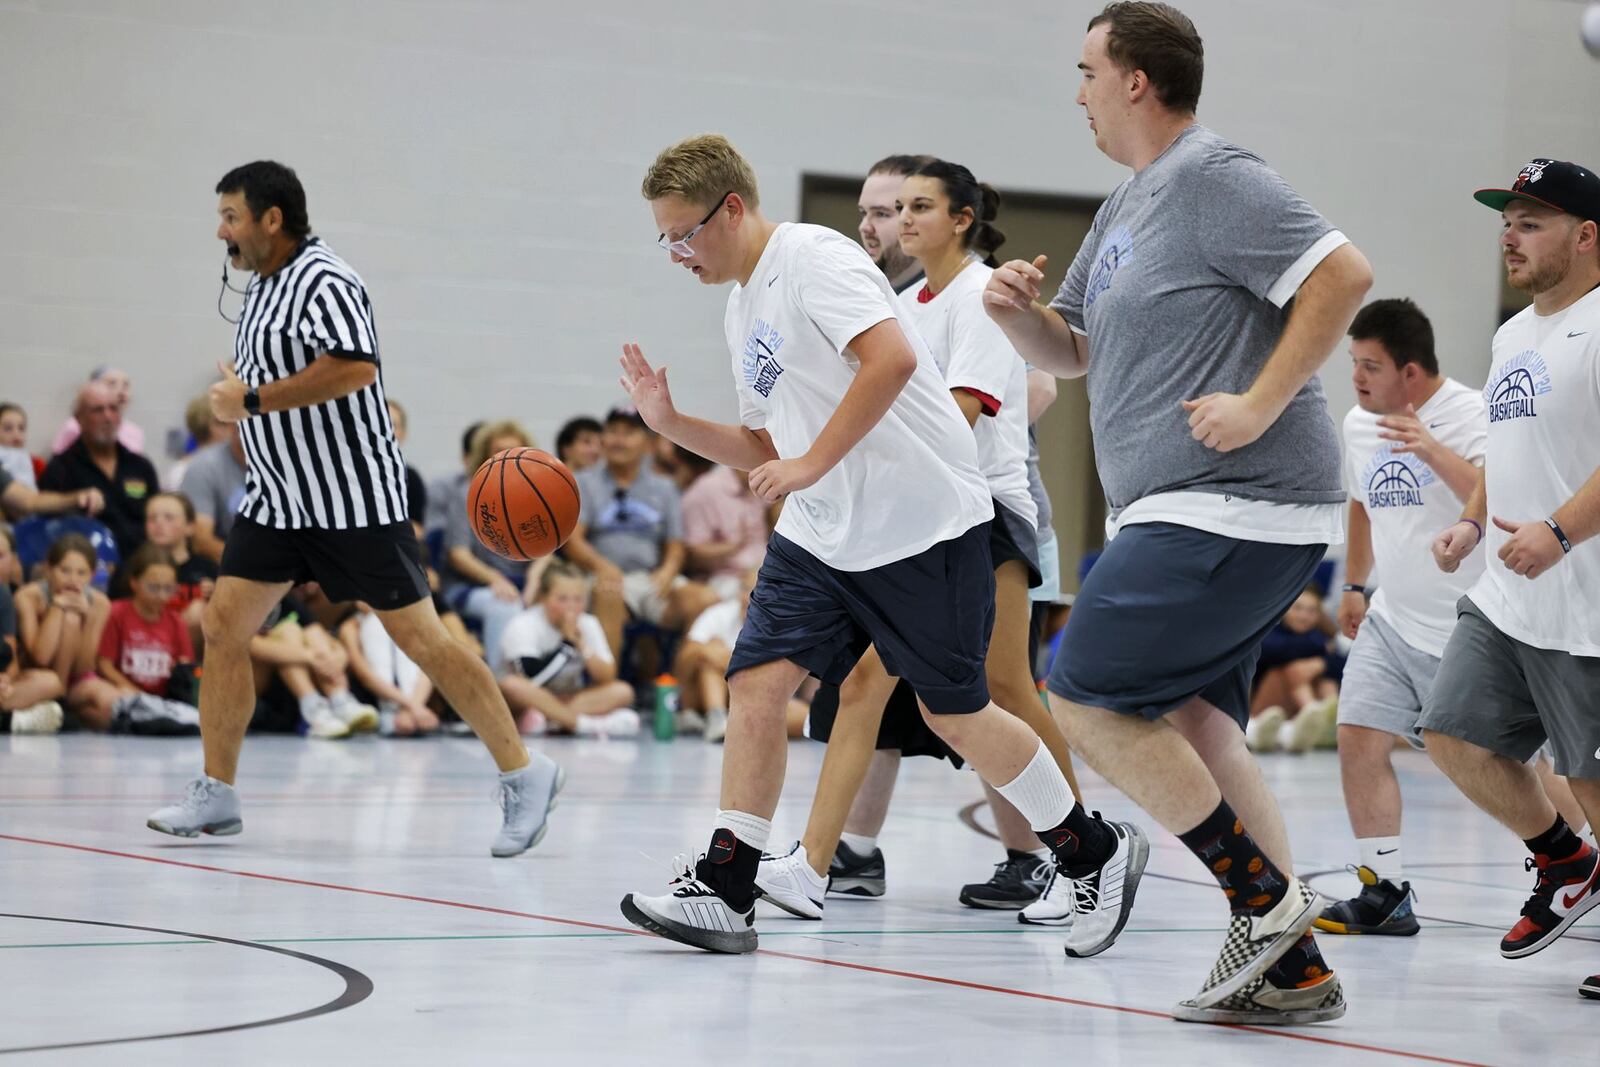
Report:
1266,230,1348,308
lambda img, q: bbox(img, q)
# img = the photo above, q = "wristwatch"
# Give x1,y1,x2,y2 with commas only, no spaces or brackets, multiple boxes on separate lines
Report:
243,387,261,417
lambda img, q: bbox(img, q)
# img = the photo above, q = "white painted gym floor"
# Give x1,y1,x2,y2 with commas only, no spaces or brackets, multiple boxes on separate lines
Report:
1,732,1586,1065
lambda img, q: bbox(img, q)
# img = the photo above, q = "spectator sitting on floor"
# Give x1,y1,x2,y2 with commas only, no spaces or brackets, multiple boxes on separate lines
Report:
441,420,541,667
0,525,20,591
52,366,146,455
13,533,114,730
116,491,217,653
679,448,770,599
562,406,717,658
1248,584,1343,754
337,600,442,737
555,416,603,473
39,380,159,555
248,596,379,740
162,395,221,492
94,543,201,735
497,559,638,737
0,526,66,734
674,569,809,743
178,420,247,563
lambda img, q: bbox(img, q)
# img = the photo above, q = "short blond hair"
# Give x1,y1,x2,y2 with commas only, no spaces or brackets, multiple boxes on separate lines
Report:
641,134,759,210
467,420,534,472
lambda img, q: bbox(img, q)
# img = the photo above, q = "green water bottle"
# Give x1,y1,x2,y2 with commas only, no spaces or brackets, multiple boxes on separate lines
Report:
653,673,679,741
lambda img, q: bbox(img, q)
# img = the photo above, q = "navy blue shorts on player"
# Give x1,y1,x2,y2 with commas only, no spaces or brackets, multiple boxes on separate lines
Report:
731,523,994,715
1047,522,1325,728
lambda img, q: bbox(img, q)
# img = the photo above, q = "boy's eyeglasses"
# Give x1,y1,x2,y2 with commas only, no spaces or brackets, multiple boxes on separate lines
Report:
657,192,731,258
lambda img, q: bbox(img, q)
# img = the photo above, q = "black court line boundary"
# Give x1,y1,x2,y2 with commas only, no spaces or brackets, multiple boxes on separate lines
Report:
0,913,373,1055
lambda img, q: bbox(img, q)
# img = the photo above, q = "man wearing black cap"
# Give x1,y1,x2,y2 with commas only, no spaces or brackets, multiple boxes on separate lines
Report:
1418,158,1600,996
563,406,717,657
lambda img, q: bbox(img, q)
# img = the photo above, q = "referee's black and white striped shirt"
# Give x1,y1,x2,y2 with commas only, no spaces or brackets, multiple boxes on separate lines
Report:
231,237,408,530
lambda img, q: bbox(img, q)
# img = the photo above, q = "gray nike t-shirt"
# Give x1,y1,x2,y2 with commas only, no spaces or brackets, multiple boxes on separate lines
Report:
1051,124,1345,511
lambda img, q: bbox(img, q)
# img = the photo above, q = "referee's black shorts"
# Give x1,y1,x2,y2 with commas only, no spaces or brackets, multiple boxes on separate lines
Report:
221,517,430,609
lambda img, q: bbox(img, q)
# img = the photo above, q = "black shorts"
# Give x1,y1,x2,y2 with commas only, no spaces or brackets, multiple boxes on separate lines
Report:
1047,522,1324,729
731,525,994,715
990,501,1042,590
221,517,430,609
806,680,963,766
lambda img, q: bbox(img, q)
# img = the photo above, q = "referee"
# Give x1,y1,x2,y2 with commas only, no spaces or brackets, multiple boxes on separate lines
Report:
147,161,563,856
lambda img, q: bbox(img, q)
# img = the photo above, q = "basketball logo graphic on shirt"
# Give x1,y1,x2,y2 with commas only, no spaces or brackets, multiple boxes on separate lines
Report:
1084,226,1134,310
1483,349,1552,423
741,319,787,399
1359,445,1435,509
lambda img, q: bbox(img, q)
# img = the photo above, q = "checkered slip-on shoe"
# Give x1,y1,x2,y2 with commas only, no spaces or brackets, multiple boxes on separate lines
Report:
1191,877,1322,1010
1174,970,1346,1025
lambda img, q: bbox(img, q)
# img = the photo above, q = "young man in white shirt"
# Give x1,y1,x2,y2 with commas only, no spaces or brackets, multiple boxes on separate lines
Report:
1313,298,1485,937
616,134,1134,955
1419,158,1600,998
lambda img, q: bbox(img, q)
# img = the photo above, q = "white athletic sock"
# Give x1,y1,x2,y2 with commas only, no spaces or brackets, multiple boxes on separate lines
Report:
1359,835,1404,883
840,832,878,855
716,809,771,852
992,741,1074,831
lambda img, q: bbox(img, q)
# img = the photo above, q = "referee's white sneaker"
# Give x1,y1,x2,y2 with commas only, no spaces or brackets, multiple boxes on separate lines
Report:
755,841,827,919
1063,819,1149,958
147,776,243,838
622,863,758,954
490,752,565,858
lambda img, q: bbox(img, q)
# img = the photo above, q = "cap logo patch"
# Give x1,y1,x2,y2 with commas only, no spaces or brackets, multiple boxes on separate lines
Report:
1514,160,1551,189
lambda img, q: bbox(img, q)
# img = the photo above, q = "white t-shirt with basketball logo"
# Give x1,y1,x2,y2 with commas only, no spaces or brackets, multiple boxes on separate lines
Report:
1468,285,1600,657
724,223,992,571
898,259,1037,530
1342,378,1486,657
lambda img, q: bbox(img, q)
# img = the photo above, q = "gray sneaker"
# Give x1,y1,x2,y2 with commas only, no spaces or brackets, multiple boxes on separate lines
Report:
147,776,243,838
490,753,566,857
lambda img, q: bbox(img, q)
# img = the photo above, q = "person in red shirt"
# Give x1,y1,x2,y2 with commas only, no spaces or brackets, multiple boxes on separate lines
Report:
95,543,200,734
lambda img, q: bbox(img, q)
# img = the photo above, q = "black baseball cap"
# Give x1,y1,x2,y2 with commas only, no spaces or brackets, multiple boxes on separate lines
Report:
604,404,647,429
1474,159,1600,223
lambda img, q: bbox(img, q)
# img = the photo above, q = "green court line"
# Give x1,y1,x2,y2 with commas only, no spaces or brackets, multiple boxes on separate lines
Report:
0,926,1230,951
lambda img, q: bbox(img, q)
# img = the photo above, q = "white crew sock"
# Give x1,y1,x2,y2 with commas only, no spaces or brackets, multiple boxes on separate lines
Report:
840,832,878,855
1358,835,1404,883
992,740,1075,831
716,809,772,852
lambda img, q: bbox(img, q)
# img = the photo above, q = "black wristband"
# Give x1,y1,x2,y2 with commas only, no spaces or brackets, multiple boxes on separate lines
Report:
1546,517,1572,554
1341,583,1368,597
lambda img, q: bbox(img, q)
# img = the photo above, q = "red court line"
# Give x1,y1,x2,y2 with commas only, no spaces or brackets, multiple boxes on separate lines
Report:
0,833,1490,1066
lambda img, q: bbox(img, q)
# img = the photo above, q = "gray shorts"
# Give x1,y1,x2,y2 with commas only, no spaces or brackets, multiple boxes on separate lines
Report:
1419,597,1600,779
1337,611,1440,749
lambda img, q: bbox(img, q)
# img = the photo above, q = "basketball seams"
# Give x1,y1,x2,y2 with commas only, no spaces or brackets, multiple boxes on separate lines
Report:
465,447,580,562
497,456,529,560
511,458,562,554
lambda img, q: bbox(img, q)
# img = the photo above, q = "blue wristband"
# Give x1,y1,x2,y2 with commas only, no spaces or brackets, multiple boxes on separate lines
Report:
1546,517,1572,554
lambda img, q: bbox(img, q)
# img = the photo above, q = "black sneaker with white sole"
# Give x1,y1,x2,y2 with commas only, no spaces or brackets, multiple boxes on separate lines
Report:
958,849,1052,910
828,841,886,898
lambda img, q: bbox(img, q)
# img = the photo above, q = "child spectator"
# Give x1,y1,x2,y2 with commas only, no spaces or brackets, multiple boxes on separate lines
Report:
0,401,40,488
674,570,808,743
498,560,638,737
136,492,217,651
14,533,116,729
249,600,380,739
94,543,201,734
555,416,603,473
1248,585,1342,753
338,601,442,737
386,398,428,540
0,525,66,733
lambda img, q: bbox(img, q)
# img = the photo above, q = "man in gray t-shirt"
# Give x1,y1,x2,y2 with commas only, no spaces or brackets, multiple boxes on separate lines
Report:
178,427,248,560
984,6,1372,1024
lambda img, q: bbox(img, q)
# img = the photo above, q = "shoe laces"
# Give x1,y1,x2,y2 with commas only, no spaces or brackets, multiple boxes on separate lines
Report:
663,853,720,898
181,778,217,814
1069,869,1102,914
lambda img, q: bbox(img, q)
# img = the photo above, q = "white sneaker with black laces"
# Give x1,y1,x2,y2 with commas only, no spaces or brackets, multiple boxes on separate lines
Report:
147,776,242,838
755,841,827,919
622,860,757,954
1062,819,1149,958
1019,864,1077,928
1190,877,1322,1009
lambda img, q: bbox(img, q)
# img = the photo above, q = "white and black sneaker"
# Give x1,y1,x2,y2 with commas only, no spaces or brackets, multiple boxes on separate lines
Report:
1190,877,1322,1009
1062,819,1149,958
828,840,886,898
755,841,827,919
622,858,757,954
959,849,1053,910
1019,864,1076,928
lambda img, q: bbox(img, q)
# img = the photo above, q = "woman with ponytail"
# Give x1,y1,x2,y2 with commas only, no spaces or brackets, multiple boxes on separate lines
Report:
899,159,1090,906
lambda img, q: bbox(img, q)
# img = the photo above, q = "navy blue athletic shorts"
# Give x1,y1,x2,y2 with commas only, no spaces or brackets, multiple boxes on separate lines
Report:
731,524,994,715
1047,522,1325,728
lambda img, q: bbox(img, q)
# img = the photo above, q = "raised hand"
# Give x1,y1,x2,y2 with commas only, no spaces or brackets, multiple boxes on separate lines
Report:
618,343,678,433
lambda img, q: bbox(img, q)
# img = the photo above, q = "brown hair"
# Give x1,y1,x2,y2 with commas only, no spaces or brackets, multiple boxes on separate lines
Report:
868,154,933,179
123,542,177,581
46,533,97,571
642,134,759,210
148,491,197,526
1088,2,1204,114
536,559,587,599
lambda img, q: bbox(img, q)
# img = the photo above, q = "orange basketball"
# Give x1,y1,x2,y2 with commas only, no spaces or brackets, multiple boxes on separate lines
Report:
467,447,581,561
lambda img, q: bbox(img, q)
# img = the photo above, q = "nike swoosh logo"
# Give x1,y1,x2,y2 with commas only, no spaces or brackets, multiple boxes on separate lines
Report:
767,274,780,288
1376,848,1398,855
1571,331,1589,338
1427,422,1443,429
1563,879,1595,909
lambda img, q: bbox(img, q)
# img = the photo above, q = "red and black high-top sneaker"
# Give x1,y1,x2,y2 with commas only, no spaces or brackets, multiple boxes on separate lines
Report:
1502,843,1600,959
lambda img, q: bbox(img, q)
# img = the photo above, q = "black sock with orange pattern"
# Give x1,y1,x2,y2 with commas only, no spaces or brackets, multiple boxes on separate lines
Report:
1177,800,1290,916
